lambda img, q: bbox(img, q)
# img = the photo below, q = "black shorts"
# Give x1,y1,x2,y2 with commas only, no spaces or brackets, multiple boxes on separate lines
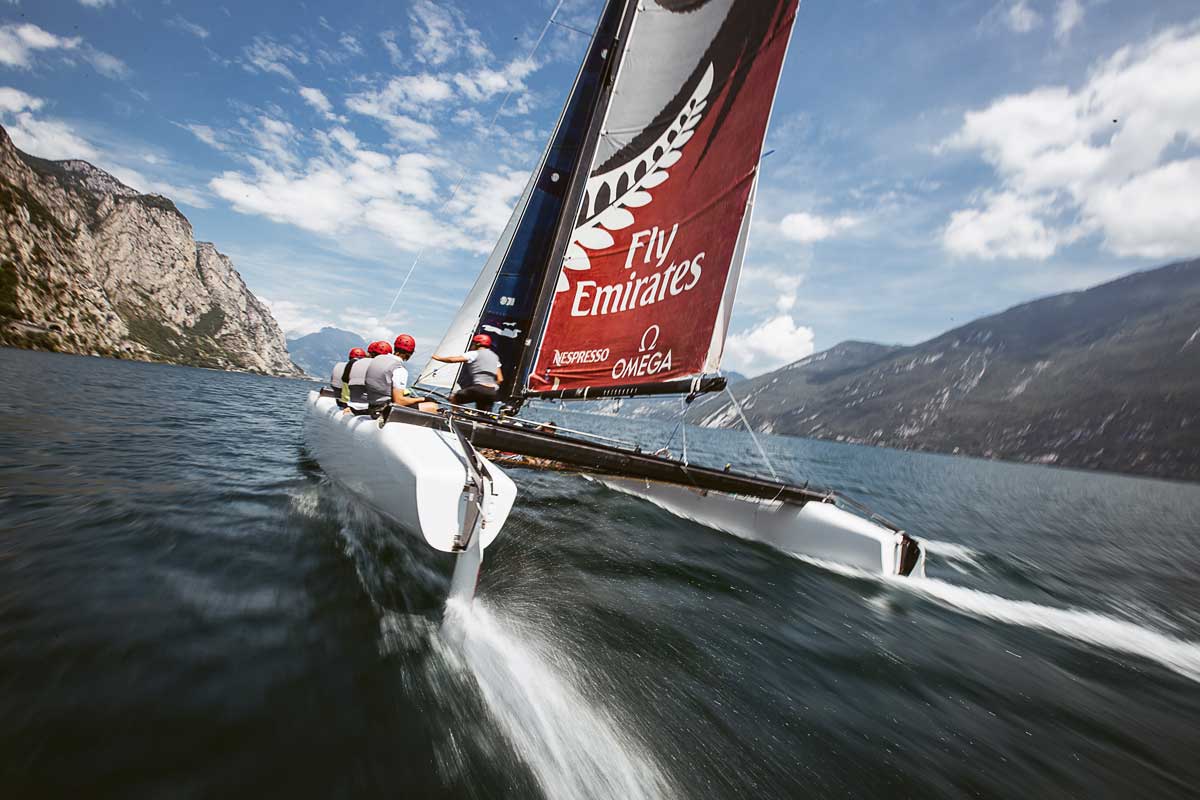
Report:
453,384,498,411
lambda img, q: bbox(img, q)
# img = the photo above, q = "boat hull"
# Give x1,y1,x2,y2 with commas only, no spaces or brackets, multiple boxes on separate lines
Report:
592,475,926,577
303,392,516,552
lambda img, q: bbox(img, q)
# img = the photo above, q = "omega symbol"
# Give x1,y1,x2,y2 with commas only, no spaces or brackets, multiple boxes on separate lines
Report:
639,324,660,353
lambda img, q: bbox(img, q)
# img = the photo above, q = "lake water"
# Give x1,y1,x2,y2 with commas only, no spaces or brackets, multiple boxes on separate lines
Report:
2,347,1198,798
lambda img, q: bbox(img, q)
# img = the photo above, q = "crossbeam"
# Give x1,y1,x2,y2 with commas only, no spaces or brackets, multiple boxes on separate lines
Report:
383,406,838,508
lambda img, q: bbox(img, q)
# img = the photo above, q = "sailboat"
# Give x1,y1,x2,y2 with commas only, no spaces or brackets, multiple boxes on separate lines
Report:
303,0,925,599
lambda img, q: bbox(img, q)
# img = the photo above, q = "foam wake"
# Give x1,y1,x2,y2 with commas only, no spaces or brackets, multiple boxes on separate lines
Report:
897,577,1200,683
798,556,1200,684
443,599,675,800
920,538,984,570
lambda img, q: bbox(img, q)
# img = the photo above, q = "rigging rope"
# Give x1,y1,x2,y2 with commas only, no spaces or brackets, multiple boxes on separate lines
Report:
680,396,689,466
382,0,568,320
724,385,779,481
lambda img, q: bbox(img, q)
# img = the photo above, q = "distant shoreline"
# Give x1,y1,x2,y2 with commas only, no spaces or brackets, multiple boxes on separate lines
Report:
0,344,312,381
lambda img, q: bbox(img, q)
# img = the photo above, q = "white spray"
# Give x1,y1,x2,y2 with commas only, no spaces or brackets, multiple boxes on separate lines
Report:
442,598,676,800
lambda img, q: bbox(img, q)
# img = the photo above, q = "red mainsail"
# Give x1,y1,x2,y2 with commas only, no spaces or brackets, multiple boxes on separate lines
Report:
526,0,799,396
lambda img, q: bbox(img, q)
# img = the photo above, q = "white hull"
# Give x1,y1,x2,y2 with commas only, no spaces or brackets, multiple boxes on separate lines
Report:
303,392,516,554
592,475,925,577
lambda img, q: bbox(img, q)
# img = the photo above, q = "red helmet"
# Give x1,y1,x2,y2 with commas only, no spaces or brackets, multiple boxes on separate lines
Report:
393,334,416,355
471,333,492,348
366,340,392,356
348,347,367,360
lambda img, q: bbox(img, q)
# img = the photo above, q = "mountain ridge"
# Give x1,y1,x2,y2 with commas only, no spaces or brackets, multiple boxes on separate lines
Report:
287,327,366,379
685,259,1200,481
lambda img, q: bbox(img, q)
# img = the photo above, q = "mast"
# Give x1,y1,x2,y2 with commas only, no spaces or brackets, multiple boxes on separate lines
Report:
418,0,633,404
509,0,641,410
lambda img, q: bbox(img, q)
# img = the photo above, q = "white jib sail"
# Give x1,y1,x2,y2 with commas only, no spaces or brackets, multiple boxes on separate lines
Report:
417,167,539,391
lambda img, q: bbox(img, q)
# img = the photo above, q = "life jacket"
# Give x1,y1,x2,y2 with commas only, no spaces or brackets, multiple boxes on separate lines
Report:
460,347,501,388
340,359,357,403
364,353,406,407
345,357,373,408
330,361,347,390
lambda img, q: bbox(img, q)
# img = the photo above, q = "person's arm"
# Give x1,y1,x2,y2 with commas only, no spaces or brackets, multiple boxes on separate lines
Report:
391,367,413,405
392,394,429,408
496,365,504,384
432,354,467,363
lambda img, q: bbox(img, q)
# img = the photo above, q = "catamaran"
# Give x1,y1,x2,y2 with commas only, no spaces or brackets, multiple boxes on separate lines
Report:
304,0,925,600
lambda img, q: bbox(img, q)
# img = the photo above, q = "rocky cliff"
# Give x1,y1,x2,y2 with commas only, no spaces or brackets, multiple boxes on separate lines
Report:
688,260,1200,482
0,125,301,376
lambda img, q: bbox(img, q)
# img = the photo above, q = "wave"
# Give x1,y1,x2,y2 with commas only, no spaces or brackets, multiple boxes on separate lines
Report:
288,487,321,518
443,599,675,800
796,556,1200,684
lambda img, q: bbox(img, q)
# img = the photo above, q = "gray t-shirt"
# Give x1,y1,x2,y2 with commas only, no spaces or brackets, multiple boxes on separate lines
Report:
364,353,405,406
457,348,501,388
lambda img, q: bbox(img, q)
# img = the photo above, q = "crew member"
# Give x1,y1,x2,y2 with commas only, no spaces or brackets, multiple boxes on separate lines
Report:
344,341,386,413
334,346,367,408
364,334,437,412
431,333,503,412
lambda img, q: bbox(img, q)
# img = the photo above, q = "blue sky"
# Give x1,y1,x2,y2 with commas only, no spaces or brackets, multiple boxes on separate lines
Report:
2,0,1198,375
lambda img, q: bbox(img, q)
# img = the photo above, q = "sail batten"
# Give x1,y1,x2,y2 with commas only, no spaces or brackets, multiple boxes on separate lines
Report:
522,0,800,400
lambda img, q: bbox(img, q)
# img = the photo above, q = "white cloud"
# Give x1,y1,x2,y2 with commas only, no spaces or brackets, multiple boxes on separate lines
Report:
3,107,207,207
778,211,860,243
209,125,487,251
943,191,1073,260
379,30,403,66
941,24,1200,261
82,47,130,79
346,58,537,138
445,167,527,238
993,0,1041,33
723,314,816,376
298,86,333,114
349,73,452,111
0,23,127,79
0,23,80,68
339,34,362,56
250,115,299,167
453,57,537,103
0,85,42,113
262,295,408,343
1085,159,1200,260
78,0,115,7
408,0,488,67
345,76,450,141
4,112,98,160
242,35,308,81
1055,0,1084,42
106,163,210,208
210,115,525,255
179,122,225,150
167,15,210,40
345,101,437,142
261,297,338,338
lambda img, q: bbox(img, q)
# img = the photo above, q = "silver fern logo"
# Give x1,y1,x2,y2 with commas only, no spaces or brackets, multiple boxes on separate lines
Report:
557,63,715,293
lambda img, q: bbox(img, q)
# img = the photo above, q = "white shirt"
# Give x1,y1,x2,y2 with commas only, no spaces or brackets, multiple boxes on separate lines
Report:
391,363,409,394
